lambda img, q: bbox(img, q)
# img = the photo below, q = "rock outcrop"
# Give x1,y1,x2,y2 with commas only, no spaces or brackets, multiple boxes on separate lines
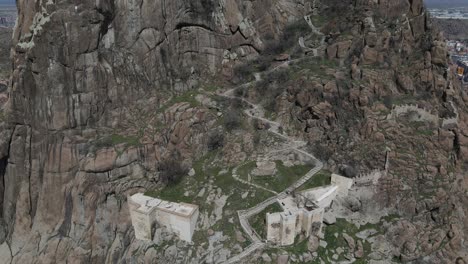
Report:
268,0,468,262
0,0,466,263
0,0,319,263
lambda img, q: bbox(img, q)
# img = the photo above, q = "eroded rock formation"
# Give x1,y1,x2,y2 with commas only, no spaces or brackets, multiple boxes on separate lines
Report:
0,0,316,263
0,0,466,263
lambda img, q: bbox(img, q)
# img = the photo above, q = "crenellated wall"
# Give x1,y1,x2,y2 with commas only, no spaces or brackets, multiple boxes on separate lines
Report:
386,103,459,128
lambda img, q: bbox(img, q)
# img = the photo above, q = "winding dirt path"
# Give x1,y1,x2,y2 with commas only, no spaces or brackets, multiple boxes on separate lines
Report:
219,75,324,264
212,20,328,261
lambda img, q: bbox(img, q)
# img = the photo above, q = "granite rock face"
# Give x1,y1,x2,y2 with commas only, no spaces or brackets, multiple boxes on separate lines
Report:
0,0,316,263
269,0,467,262
0,0,467,263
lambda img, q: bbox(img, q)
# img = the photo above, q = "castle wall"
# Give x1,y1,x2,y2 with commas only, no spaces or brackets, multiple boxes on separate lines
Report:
331,174,354,197
129,204,154,241
354,169,382,186
302,185,338,208
280,213,296,246
189,207,200,241
294,209,303,234
128,194,199,243
265,174,355,246
302,208,324,237
316,188,337,208
266,212,282,244
386,103,459,129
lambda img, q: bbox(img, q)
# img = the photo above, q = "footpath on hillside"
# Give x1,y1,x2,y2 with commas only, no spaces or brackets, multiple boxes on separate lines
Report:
218,71,324,264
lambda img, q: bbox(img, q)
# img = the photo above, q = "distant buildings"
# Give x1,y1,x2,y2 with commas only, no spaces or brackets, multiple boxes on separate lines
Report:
447,40,468,83
456,60,468,83
429,8,468,20
0,6,16,28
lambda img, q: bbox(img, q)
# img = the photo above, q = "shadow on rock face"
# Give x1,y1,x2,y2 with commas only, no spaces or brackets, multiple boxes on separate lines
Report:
0,83,7,93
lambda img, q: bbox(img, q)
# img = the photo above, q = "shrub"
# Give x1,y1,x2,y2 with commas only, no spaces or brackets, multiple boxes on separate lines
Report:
207,130,224,151
264,19,310,56
234,87,246,97
234,63,252,81
253,132,262,145
311,143,333,161
383,95,393,109
267,69,290,84
339,165,357,178
158,159,188,186
230,98,244,109
264,98,277,114
189,0,215,20
252,119,271,130
233,18,311,81
224,108,242,131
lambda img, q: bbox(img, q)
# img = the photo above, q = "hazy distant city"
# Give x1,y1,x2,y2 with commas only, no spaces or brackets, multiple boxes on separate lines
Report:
425,0,468,19
0,4,15,28
429,7,468,19
425,0,468,8
0,1,467,26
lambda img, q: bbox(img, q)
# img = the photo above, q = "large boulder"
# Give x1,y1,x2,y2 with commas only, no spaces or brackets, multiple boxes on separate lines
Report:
431,41,448,66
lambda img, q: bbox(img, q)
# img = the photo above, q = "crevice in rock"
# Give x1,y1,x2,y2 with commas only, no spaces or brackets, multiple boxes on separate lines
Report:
174,22,215,33
57,190,73,237
453,131,461,159
26,125,33,227
0,127,14,221
229,24,250,41
96,2,115,48
0,157,7,219
238,43,261,54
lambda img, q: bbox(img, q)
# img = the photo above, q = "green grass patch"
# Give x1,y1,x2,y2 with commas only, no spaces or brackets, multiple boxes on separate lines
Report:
310,15,327,28
238,160,315,193
249,202,283,239
416,128,434,136
269,161,314,192
289,58,338,80
93,133,142,151
110,134,140,146
144,178,192,203
145,151,218,200
237,161,257,181
382,213,400,223
407,121,435,137
159,89,201,113
296,170,332,191
202,83,221,92
392,94,417,105
317,218,385,262
263,236,310,259
145,150,277,250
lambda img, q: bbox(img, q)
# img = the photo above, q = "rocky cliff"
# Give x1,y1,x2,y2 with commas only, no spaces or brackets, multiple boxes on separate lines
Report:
0,0,315,263
0,0,466,263
265,0,468,262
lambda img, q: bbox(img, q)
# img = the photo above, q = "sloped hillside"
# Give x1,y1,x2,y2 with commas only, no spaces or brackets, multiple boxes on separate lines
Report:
0,0,466,263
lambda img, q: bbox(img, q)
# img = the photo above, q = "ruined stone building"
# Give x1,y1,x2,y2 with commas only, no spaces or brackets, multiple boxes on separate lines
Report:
266,174,353,246
267,195,325,246
128,193,199,243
